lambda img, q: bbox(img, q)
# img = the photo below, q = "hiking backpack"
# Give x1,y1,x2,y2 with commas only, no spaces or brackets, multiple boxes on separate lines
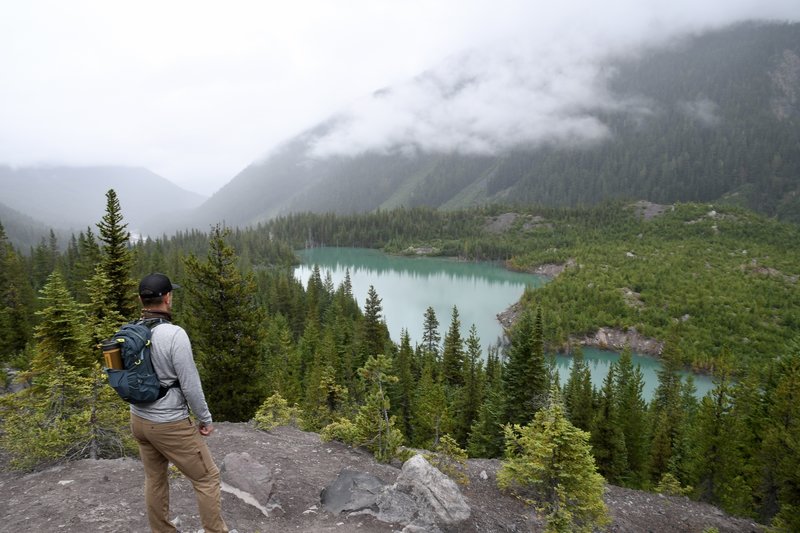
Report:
103,318,179,404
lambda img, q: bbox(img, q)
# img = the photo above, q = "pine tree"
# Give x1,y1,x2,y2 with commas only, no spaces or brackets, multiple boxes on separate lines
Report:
687,358,754,515
354,354,404,462
498,386,610,532
85,268,126,347
412,356,451,448
441,306,465,387
467,348,505,458
264,314,302,404
73,228,102,303
183,224,267,422
360,285,389,365
615,347,649,488
391,329,415,441
96,190,137,319
452,324,484,447
503,307,548,426
0,272,134,470
0,224,34,360
30,232,58,291
591,365,628,484
648,342,685,483
30,271,93,374
421,306,441,359
563,346,595,433
760,346,800,531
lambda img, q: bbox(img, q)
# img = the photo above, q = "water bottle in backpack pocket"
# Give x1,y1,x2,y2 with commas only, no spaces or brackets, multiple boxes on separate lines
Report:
100,320,178,404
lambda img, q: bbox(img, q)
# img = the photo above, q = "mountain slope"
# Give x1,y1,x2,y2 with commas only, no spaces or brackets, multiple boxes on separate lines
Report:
0,165,207,236
0,201,58,250
194,22,800,227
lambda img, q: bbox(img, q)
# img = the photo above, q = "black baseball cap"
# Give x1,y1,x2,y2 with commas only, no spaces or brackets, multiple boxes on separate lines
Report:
138,273,180,297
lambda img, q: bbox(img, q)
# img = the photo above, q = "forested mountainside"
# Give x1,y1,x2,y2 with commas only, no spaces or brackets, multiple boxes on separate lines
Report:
0,202,65,251
194,22,800,228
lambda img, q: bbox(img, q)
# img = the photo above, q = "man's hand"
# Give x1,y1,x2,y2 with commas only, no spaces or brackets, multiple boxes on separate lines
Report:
198,423,214,436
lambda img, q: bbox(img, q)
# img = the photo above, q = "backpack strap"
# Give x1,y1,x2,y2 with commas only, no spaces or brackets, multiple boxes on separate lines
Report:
137,318,181,395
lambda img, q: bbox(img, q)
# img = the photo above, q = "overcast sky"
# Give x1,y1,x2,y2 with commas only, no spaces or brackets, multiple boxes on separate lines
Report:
1,1,798,196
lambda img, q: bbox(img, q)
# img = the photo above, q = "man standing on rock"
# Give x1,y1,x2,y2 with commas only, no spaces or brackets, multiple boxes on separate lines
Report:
130,273,230,533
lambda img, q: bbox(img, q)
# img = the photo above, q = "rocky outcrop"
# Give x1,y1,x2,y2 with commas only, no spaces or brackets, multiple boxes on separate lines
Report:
630,200,670,220
375,454,471,532
580,327,664,356
321,455,471,533
485,212,550,234
224,451,471,532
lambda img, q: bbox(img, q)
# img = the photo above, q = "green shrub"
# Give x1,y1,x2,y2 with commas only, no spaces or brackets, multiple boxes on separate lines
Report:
424,434,469,486
252,392,302,431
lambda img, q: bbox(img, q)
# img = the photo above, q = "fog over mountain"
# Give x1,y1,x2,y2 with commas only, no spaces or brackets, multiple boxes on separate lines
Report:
1,1,798,196
0,166,207,240
308,37,651,160
302,11,794,161
191,21,800,228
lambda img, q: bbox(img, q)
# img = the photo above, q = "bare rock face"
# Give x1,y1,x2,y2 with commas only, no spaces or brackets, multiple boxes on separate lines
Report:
375,454,471,531
582,326,664,356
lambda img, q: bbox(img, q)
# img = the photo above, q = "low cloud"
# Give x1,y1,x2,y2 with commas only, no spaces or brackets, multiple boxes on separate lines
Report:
677,98,721,126
309,35,662,159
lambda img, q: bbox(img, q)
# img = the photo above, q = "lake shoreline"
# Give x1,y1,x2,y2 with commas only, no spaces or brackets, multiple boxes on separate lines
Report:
497,303,664,358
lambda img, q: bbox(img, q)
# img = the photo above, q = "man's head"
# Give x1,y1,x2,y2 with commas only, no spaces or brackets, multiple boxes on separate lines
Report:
138,273,179,309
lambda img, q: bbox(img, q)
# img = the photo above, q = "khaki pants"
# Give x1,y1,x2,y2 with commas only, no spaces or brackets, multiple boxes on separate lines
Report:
131,414,228,533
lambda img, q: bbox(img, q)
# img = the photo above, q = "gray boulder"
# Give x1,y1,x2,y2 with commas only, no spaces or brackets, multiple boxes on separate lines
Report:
376,454,470,530
221,452,280,516
320,469,387,514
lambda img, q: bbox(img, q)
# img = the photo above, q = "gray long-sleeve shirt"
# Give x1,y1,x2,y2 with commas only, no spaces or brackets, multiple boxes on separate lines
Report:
130,323,213,425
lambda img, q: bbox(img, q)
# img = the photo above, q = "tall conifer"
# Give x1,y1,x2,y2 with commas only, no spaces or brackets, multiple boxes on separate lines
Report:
360,285,389,365
452,324,484,447
391,329,415,441
96,190,136,319
760,346,800,531
442,306,465,387
615,347,649,487
564,346,595,433
421,306,441,359
503,307,548,426
687,359,753,515
183,224,267,422
592,365,628,484
0,224,34,359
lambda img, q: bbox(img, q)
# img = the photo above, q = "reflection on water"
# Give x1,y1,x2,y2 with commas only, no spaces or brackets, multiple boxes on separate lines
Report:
295,247,715,401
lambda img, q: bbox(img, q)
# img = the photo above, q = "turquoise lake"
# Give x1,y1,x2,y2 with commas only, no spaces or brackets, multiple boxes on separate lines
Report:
295,247,714,400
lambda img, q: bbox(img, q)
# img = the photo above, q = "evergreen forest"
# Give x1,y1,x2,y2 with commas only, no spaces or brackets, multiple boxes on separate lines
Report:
1,191,799,531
